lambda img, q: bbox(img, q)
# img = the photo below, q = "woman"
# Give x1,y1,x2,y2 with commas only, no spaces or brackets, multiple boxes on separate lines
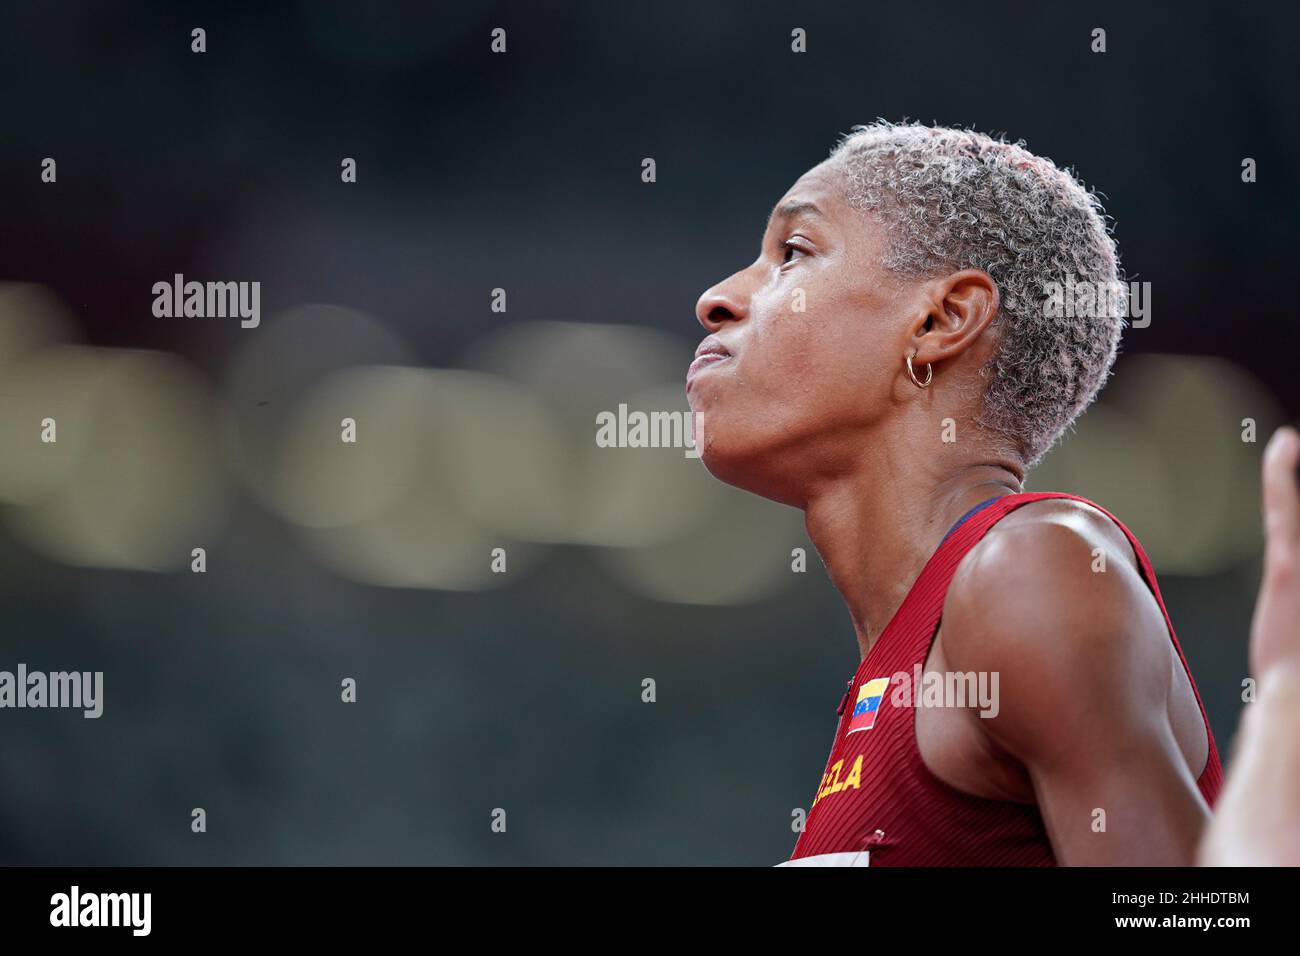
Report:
686,122,1221,866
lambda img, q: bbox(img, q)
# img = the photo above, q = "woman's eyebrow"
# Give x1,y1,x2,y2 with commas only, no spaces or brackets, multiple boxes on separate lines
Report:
767,200,826,230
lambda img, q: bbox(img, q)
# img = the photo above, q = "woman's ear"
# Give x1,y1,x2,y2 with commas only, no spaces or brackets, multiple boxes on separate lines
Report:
913,269,1000,363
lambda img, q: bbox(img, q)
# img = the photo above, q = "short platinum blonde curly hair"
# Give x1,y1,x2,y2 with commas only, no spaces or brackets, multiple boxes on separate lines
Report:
827,121,1126,467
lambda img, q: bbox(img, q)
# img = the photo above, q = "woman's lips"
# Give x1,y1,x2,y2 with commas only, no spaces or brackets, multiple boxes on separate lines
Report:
687,352,731,384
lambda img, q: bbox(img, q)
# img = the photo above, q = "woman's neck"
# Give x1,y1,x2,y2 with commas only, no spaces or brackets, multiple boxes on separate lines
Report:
803,450,1023,660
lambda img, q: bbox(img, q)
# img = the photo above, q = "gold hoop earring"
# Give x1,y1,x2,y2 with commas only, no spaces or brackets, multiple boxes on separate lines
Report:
906,353,933,388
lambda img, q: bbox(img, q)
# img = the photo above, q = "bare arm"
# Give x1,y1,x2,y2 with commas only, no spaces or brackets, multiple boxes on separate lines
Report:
943,503,1210,865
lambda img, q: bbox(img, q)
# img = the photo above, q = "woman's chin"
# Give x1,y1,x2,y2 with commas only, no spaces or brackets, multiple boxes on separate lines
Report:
697,442,798,505
696,439,743,482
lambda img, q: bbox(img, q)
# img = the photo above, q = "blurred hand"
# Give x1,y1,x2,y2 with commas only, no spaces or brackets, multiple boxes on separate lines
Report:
1199,426,1300,865
1248,427,1300,679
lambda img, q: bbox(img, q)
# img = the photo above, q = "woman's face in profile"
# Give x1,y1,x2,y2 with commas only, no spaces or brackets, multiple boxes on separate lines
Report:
687,160,913,506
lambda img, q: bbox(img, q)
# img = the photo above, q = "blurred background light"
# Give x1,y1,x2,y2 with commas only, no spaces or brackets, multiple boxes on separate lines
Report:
4,347,230,571
272,364,548,590
464,321,705,546
222,303,416,518
0,282,78,372
1029,354,1281,575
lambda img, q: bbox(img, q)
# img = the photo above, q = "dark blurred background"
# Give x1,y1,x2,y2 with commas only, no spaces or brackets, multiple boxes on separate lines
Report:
0,1,1297,864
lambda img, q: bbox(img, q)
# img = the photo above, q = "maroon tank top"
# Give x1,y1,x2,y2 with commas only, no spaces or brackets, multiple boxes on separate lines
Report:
786,492,1223,866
